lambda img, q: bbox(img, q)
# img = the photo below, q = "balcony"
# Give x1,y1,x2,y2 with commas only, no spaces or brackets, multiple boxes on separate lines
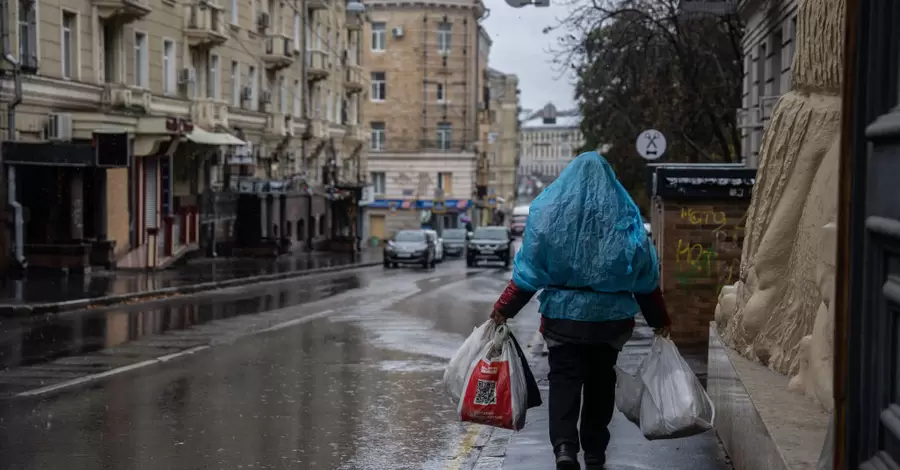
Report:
190,99,229,129
102,84,152,111
308,0,328,9
304,118,327,140
184,3,228,48
343,64,364,93
262,35,295,71
94,0,151,22
345,124,366,144
306,50,329,81
266,113,294,137
345,12,363,31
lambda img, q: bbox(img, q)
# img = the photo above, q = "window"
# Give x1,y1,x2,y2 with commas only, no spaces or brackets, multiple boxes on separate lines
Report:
437,172,452,195
437,122,452,150
18,0,36,69
100,20,114,83
790,16,798,61
436,83,445,102
134,32,148,88
293,79,301,116
251,0,257,30
293,13,300,51
371,172,386,194
231,0,238,25
207,53,219,99
371,22,386,51
248,65,258,108
370,122,385,151
771,29,783,96
279,76,287,114
756,43,766,105
231,60,240,105
163,40,176,95
61,11,76,79
437,22,451,55
326,89,333,121
371,72,386,101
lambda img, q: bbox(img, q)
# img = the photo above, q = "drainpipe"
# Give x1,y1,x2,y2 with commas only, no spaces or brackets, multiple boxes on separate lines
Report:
300,0,313,251
1,0,25,273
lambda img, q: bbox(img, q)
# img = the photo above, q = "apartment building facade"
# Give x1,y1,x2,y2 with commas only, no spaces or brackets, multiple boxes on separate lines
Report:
737,0,798,167
0,0,368,271
360,0,487,241
518,102,581,181
483,67,519,212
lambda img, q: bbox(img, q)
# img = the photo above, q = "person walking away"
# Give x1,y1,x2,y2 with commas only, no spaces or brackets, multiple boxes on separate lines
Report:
488,151,671,470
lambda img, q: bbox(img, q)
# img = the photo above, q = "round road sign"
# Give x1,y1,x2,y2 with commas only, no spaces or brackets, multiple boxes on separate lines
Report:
636,129,666,160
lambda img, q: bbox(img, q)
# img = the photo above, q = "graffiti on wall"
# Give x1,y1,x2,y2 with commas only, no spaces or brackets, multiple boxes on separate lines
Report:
673,207,747,291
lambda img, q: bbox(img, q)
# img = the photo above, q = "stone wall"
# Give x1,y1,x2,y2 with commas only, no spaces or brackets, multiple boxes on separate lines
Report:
656,199,751,346
714,0,845,411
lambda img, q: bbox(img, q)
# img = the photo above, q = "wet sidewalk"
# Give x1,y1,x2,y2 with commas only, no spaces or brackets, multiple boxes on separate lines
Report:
0,251,383,308
470,306,732,469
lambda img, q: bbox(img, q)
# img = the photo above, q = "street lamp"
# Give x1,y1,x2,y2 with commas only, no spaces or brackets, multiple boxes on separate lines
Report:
504,0,549,7
346,0,365,13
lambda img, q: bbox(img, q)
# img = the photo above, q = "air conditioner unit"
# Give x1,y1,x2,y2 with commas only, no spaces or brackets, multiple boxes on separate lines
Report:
391,27,404,38
241,86,253,101
180,67,196,84
47,113,73,141
261,90,272,104
258,11,270,29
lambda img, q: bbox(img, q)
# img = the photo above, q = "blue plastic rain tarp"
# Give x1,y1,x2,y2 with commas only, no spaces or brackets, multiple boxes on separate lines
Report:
512,152,660,322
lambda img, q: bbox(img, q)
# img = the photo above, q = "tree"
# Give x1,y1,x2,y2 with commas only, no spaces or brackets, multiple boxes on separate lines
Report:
548,0,743,212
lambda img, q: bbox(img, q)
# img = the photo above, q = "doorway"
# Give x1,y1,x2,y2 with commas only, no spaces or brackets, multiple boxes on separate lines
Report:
370,214,385,241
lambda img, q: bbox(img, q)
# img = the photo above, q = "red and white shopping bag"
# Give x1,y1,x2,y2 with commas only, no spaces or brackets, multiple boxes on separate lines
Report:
457,325,527,431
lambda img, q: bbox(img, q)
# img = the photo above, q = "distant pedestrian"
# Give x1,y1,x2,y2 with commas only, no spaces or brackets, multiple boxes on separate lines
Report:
489,151,671,470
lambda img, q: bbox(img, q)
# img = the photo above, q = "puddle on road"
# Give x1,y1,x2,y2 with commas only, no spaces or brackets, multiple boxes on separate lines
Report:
0,274,366,370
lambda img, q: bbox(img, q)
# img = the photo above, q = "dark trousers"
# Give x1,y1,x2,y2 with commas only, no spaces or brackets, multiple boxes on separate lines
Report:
547,342,619,455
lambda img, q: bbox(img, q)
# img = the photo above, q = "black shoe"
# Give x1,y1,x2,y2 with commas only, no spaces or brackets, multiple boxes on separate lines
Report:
554,444,580,470
584,453,605,469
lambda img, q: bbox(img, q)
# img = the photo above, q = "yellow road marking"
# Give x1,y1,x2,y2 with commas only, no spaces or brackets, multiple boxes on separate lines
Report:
444,424,483,470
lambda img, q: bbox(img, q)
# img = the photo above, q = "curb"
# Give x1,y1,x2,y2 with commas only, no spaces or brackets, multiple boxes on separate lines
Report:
0,260,382,318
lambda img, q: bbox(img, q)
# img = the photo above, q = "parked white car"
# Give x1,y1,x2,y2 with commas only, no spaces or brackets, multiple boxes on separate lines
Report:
424,229,444,262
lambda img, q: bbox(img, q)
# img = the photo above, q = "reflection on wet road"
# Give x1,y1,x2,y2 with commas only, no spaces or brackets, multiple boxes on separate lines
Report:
0,251,381,304
0,260,511,469
0,268,371,371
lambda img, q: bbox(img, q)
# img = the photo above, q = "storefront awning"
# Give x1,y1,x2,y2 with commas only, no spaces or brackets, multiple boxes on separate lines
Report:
186,127,245,146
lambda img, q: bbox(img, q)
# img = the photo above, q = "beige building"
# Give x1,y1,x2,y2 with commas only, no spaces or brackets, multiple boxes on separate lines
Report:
360,0,488,240
483,67,518,211
0,0,368,270
518,103,581,180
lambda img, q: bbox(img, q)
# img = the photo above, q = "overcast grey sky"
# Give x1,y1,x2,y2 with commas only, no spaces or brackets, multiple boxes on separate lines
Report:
482,0,577,113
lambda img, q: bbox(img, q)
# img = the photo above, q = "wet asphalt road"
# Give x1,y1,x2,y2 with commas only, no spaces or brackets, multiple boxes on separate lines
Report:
0,260,514,470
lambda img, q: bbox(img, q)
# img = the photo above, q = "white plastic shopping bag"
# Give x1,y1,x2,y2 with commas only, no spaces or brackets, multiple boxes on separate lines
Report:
443,320,496,404
638,336,715,440
449,324,528,431
614,362,646,426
